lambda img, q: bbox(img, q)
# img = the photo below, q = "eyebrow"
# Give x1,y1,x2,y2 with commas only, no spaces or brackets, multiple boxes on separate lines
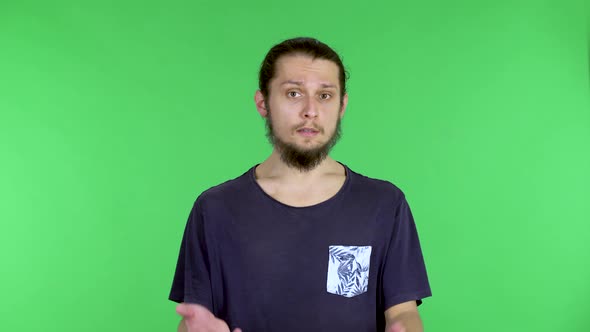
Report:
280,80,337,89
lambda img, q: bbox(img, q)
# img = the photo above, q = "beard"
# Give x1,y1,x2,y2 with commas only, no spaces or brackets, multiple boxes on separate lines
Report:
265,108,342,172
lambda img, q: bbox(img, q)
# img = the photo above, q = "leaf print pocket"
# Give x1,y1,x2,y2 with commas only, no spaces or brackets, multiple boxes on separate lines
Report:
326,245,372,298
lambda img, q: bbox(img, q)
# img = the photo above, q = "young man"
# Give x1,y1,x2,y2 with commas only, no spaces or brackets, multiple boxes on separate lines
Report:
169,37,432,332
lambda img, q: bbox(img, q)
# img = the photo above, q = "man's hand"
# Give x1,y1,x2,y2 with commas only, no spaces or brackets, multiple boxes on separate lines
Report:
386,321,407,332
176,303,242,332
384,300,423,332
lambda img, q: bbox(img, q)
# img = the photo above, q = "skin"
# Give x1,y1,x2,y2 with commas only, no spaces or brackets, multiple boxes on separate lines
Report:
176,54,424,332
176,304,241,332
385,300,424,332
253,54,349,207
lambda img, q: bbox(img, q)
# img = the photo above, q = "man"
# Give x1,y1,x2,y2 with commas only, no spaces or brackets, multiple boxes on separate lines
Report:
169,37,432,332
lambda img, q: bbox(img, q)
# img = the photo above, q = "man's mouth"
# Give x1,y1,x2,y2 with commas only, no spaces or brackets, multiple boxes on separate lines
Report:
296,127,320,136
297,128,319,133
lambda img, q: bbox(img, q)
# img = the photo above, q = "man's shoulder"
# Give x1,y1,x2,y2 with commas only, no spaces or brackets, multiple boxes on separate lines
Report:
195,166,255,204
346,166,406,203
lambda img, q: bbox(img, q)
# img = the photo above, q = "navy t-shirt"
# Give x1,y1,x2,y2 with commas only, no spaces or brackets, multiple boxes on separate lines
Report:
169,164,431,332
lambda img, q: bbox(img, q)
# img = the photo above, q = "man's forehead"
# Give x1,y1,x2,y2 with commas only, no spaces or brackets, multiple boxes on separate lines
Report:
273,55,340,86
279,80,337,89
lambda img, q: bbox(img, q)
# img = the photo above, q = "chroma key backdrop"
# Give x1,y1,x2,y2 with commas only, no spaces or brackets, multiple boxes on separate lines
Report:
0,1,588,331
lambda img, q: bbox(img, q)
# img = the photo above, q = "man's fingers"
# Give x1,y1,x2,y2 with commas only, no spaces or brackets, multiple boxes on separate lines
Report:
176,303,212,318
176,303,235,331
175,303,194,318
388,322,406,332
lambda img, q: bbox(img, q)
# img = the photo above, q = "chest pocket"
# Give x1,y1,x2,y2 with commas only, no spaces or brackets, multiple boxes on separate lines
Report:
326,245,372,298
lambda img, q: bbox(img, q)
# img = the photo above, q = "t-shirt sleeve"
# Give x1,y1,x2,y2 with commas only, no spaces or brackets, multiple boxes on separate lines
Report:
168,201,214,311
382,196,432,309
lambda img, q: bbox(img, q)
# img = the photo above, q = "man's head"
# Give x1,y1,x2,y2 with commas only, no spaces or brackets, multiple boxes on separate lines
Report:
258,37,348,106
255,37,349,172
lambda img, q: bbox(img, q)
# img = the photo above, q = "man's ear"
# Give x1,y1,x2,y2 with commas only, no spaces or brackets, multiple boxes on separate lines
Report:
339,93,349,118
254,90,268,117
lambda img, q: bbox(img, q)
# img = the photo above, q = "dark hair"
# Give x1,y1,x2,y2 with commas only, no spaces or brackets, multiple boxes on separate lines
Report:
258,37,348,104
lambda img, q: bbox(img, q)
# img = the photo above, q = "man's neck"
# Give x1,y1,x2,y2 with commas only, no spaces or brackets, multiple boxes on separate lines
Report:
254,150,347,207
255,150,344,185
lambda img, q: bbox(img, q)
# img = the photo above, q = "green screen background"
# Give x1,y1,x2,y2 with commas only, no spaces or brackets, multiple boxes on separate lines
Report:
1,1,588,331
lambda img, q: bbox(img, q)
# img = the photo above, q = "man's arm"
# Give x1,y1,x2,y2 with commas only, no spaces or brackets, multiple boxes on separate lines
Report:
176,303,241,332
384,300,424,332
178,319,188,332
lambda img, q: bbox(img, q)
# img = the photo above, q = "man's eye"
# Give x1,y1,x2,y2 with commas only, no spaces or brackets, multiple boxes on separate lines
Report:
319,93,331,100
288,91,300,98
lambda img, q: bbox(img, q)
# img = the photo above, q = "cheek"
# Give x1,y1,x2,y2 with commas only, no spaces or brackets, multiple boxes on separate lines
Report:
269,113,293,135
324,110,341,127
269,104,298,124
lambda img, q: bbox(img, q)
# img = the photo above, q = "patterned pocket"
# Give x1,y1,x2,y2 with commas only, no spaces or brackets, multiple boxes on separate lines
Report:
326,245,372,298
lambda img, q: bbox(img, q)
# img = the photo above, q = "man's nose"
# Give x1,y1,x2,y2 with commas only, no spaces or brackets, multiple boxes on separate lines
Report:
301,96,319,119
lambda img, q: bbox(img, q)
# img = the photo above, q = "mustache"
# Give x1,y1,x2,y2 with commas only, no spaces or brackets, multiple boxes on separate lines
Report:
293,123,324,133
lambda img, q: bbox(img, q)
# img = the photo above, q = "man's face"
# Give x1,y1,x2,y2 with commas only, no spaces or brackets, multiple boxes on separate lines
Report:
256,54,348,171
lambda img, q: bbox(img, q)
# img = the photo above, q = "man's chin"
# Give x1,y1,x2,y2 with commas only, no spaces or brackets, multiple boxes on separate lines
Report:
265,119,342,171
294,144,325,153
279,143,328,156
